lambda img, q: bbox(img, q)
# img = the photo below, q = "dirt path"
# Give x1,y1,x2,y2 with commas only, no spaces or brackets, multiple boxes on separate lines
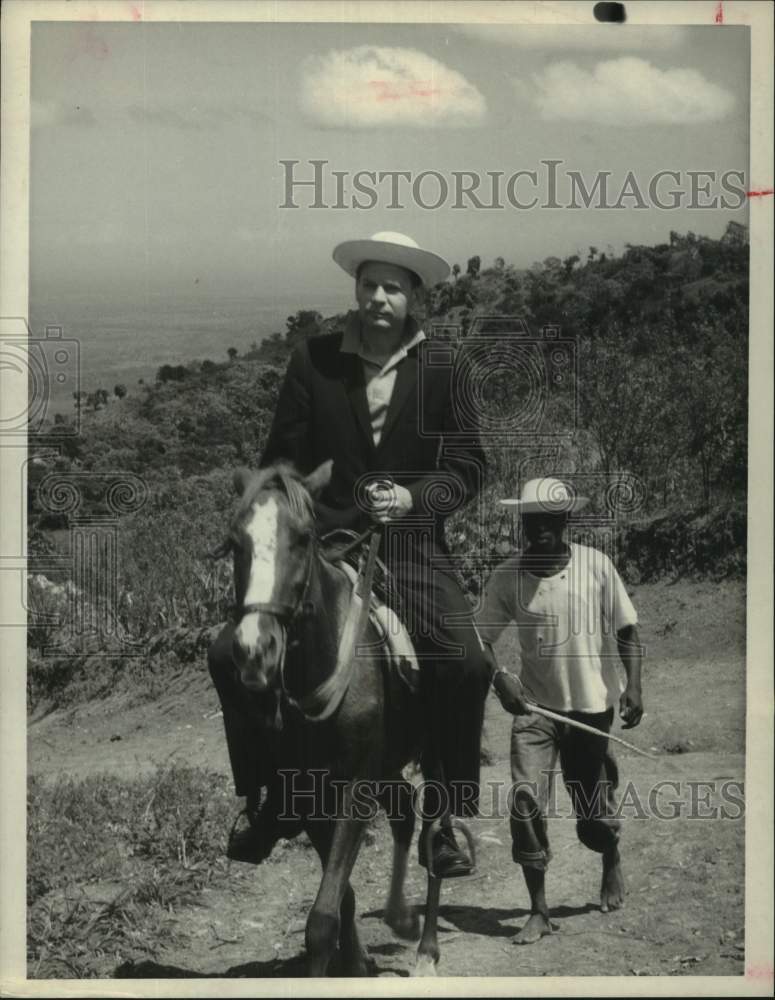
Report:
28,580,748,978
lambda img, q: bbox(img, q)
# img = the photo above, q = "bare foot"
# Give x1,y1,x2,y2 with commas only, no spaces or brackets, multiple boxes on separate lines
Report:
512,912,554,945
600,847,625,912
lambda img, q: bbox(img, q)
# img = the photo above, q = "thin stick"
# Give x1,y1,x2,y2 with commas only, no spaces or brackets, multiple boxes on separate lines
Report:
525,702,660,760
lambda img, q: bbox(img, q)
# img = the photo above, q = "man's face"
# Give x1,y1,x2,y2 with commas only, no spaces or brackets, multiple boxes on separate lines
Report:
355,261,417,340
521,512,567,554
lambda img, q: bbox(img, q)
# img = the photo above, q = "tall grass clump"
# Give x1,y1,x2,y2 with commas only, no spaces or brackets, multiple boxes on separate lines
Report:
28,765,233,978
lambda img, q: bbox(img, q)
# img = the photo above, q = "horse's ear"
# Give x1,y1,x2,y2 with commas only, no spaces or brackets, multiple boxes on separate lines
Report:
304,460,333,498
233,467,253,496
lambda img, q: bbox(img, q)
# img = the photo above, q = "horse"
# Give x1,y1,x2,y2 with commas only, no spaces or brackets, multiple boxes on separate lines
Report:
209,460,453,976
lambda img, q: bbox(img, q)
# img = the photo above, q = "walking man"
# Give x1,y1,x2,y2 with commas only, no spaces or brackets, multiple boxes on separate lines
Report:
479,477,644,942
209,231,491,877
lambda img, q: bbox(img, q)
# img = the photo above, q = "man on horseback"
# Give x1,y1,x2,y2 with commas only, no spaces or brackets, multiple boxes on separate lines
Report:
209,231,491,879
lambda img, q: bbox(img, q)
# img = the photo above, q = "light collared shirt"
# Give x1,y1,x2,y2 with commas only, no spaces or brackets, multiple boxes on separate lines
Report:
477,543,639,713
340,312,426,446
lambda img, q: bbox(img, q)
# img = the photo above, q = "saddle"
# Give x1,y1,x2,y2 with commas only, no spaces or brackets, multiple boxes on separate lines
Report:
319,529,418,695
319,528,404,619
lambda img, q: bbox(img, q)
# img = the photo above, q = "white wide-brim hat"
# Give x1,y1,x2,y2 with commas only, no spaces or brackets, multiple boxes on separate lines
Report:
332,231,450,289
500,477,589,514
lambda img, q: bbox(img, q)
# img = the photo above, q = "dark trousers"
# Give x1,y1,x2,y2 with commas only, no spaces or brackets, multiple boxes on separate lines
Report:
208,533,490,819
388,546,490,818
508,707,621,870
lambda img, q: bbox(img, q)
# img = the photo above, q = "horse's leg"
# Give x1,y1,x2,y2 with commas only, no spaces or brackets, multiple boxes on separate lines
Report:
305,818,370,978
337,879,372,977
381,778,420,941
305,809,369,977
415,873,442,976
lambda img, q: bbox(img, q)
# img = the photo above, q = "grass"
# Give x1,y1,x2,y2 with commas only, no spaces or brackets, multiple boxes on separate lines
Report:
28,764,235,978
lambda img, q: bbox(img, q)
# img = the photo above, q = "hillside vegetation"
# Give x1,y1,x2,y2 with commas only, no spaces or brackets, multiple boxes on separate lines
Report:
28,225,748,645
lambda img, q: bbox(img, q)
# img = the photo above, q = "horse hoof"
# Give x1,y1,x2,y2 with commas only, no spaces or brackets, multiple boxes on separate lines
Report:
343,956,376,978
330,948,376,978
413,953,438,977
385,908,421,941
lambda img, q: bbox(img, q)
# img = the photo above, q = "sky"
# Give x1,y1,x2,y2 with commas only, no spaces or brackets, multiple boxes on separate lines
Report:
30,20,750,330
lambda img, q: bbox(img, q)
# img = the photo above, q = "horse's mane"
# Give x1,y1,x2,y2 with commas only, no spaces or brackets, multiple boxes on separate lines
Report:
237,462,315,525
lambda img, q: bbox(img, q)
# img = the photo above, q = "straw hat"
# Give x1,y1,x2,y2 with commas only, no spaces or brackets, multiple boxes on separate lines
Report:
499,477,589,513
332,231,450,289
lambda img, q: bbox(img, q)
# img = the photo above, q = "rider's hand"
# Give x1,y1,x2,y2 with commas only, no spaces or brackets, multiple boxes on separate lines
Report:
619,683,644,729
365,480,413,524
493,671,532,716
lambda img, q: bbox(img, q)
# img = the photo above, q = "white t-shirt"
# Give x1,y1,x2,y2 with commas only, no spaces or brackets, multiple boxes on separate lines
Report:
477,543,638,713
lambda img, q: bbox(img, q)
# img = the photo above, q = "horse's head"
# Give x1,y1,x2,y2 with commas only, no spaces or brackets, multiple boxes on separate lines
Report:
222,460,332,693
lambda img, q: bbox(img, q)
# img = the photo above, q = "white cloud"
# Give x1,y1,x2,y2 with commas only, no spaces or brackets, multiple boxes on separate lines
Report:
531,57,735,126
299,46,486,129
454,24,687,51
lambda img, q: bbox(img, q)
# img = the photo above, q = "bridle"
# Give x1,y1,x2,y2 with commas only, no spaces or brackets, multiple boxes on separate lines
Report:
222,496,378,721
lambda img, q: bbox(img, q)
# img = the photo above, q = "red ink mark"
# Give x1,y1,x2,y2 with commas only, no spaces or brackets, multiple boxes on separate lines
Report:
370,82,401,102
714,1,723,23
368,80,441,102
131,5,142,20
747,188,774,198
747,964,774,980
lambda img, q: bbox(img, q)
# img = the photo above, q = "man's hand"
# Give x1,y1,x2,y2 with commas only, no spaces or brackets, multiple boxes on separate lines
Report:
493,671,532,716
365,480,413,524
619,684,644,729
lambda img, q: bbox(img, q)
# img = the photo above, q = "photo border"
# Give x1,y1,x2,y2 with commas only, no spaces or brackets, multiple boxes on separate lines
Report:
1,1,772,996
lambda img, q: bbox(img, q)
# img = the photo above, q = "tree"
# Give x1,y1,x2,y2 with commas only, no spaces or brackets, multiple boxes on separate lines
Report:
157,364,187,383
227,347,239,362
466,255,481,279
563,254,580,278
721,220,749,247
285,310,323,349
494,256,505,271
114,384,127,399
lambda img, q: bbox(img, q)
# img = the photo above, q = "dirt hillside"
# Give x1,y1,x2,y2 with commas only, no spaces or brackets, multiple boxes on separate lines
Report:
28,579,747,979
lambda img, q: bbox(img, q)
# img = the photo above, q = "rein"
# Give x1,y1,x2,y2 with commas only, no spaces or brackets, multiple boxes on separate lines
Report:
230,510,381,723
284,530,381,722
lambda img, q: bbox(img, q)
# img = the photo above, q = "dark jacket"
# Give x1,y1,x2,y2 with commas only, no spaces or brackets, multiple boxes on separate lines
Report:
260,322,485,545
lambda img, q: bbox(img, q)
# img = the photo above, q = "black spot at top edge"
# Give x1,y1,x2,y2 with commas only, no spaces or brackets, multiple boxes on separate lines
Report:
593,1,627,23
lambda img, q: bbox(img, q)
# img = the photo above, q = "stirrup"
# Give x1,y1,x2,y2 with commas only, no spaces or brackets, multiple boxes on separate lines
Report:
422,817,477,880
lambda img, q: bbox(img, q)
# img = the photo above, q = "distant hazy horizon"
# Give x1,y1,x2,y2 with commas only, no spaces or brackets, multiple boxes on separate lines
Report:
28,289,350,413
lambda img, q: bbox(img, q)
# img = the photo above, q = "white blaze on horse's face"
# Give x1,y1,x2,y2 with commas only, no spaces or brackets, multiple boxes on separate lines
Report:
233,495,280,681
243,494,279,607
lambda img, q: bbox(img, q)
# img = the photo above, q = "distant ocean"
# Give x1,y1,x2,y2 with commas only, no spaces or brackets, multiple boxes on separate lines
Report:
27,292,347,417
